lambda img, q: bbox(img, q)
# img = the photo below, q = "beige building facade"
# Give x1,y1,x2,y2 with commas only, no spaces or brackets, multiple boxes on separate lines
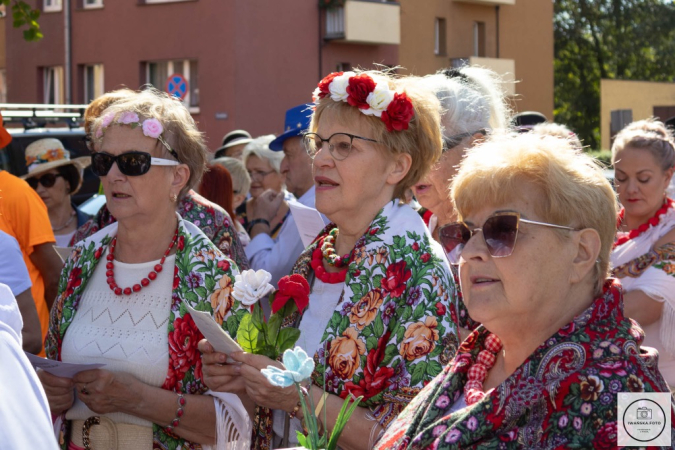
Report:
398,0,554,118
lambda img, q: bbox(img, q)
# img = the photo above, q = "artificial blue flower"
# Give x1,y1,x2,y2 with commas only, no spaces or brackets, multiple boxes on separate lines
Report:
261,347,315,387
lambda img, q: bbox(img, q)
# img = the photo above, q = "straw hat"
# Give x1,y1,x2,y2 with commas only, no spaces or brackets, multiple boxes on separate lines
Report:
21,138,90,193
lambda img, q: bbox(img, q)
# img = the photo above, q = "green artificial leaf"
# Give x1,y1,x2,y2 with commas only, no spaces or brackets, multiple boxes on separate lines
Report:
267,313,282,346
296,431,309,449
327,395,363,450
277,327,301,354
236,314,259,354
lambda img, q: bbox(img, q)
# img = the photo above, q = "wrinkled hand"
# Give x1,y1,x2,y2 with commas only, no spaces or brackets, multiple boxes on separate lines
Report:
230,352,299,412
199,339,246,395
72,369,141,415
38,369,75,414
247,190,285,222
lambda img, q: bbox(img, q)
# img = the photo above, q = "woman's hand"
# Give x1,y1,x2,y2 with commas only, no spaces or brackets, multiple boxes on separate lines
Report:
37,369,75,414
230,352,299,413
198,339,246,395
72,369,142,415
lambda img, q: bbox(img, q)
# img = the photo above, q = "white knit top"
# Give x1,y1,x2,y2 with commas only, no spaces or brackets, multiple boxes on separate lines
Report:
62,248,175,427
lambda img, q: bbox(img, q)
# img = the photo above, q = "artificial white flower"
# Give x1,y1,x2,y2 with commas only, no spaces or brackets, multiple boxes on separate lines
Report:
362,82,395,117
329,71,355,102
232,269,274,306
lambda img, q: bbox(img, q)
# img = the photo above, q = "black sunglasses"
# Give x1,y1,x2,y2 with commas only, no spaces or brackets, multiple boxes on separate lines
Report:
27,173,63,189
91,151,179,177
438,211,578,264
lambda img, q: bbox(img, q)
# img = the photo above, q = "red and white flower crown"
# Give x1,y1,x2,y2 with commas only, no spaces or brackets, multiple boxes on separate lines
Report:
313,71,415,132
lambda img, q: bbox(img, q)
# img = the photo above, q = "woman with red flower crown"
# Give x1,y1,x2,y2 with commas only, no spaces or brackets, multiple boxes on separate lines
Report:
200,70,460,449
39,89,252,450
611,118,675,389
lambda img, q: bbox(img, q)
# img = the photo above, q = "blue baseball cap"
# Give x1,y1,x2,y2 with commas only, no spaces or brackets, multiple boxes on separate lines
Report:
269,104,313,151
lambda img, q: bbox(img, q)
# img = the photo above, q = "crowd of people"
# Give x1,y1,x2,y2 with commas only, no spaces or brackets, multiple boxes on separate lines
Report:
1,65,675,449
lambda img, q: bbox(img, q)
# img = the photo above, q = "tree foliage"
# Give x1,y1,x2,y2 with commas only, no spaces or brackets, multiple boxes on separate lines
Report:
3,0,42,41
554,0,675,149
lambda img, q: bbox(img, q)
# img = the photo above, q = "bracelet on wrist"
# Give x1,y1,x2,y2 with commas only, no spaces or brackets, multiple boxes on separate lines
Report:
247,218,270,233
165,393,186,434
288,386,308,419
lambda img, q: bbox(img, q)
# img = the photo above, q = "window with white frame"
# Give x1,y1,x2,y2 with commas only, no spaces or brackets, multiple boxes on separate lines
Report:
434,18,447,56
43,66,64,104
473,21,486,57
84,64,104,102
84,0,104,8
44,0,63,12
146,59,199,109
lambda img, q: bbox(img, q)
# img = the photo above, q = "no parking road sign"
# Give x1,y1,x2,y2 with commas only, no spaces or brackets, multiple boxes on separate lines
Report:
166,74,189,100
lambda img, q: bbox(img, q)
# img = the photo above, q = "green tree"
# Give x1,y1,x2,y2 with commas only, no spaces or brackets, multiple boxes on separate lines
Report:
554,0,675,150
3,0,42,41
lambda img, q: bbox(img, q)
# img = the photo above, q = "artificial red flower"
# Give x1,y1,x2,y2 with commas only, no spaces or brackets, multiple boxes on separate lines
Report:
340,332,394,400
317,72,344,99
382,92,414,132
346,74,376,109
271,274,311,314
167,315,203,388
382,261,412,298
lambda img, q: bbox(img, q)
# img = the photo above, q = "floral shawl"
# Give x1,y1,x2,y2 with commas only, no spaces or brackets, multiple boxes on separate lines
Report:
252,200,461,449
46,216,249,450
70,189,249,271
375,280,675,450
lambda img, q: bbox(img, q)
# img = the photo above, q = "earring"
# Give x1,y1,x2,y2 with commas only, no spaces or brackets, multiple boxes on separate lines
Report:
171,193,178,202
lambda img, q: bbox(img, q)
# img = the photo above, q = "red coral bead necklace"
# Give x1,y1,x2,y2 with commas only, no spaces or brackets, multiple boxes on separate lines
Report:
464,333,503,406
312,242,348,284
106,224,179,296
614,198,674,248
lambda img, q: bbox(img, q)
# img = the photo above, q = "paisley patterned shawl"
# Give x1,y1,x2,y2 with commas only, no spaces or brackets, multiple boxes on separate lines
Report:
46,216,249,450
251,200,461,449
376,279,675,450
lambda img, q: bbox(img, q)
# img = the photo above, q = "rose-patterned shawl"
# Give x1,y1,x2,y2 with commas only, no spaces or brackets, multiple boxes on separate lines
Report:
69,189,249,271
252,200,461,449
375,280,675,450
46,216,250,450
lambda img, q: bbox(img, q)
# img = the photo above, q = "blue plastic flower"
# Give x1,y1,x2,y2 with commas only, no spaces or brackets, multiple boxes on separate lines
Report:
261,347,315,387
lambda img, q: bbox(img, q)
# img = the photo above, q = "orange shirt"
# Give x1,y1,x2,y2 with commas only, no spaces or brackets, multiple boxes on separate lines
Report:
0,171,56,354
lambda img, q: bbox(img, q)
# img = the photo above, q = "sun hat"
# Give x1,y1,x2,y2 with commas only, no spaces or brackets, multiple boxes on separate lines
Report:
20,138,90,193
214,130,253,158
269,104,313,151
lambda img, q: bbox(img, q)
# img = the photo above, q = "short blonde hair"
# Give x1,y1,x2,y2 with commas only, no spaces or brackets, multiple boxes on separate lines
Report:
242,135,284,173
452,132,616,293
309,70,442,199
611,118,675,171
92,88,207,198
212,156,251,196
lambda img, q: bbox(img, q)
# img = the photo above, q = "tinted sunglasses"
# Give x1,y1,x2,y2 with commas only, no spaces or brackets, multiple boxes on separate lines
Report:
443,129,487,152
438,211,578,264
27,173,63,189
91,151,179,177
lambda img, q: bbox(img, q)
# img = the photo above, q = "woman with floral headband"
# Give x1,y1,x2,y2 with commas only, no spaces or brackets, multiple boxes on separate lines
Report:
201,70,460,449
375,133,674,449
38,89,251,450
611,119,675,389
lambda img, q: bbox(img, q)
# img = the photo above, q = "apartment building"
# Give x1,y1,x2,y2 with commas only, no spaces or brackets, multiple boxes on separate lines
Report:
5,0,551,143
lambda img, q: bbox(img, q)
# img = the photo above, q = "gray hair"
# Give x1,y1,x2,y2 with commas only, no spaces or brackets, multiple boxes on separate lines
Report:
212,156,251,196
242,135,284,173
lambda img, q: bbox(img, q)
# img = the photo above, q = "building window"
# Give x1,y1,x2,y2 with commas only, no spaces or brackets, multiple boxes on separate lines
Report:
146,59,199,110
84,64,104,102
83,0,104,8
43,66,64,104
336,62,351,72
44,0,63,12
473,21,486,57
434,18,447,56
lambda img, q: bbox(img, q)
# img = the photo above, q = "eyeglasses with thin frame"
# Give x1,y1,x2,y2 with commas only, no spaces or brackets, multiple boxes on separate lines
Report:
438,211,579,264
302,132,379,161
27,173,64,189
91,151,179,177
443,129,487,152
247,169,277,181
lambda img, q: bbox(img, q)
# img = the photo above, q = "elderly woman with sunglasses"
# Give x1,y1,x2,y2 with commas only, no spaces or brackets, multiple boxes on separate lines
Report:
377,133,674,450
200,71,460,450
38,89,251,450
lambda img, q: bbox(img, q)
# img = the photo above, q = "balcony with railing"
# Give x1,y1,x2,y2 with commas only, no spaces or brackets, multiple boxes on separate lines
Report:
451,57,516,95
325,0,400,45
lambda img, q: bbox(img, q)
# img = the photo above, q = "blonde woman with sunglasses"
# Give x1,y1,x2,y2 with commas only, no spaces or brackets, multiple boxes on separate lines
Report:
377,132,674,449
39,89,251,450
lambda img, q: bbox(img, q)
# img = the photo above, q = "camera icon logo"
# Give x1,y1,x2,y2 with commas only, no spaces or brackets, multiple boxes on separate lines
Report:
637,407,653,420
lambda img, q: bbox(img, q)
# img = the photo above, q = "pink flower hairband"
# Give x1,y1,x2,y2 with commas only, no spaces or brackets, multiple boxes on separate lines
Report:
312,71,415,132
95,111,180,161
